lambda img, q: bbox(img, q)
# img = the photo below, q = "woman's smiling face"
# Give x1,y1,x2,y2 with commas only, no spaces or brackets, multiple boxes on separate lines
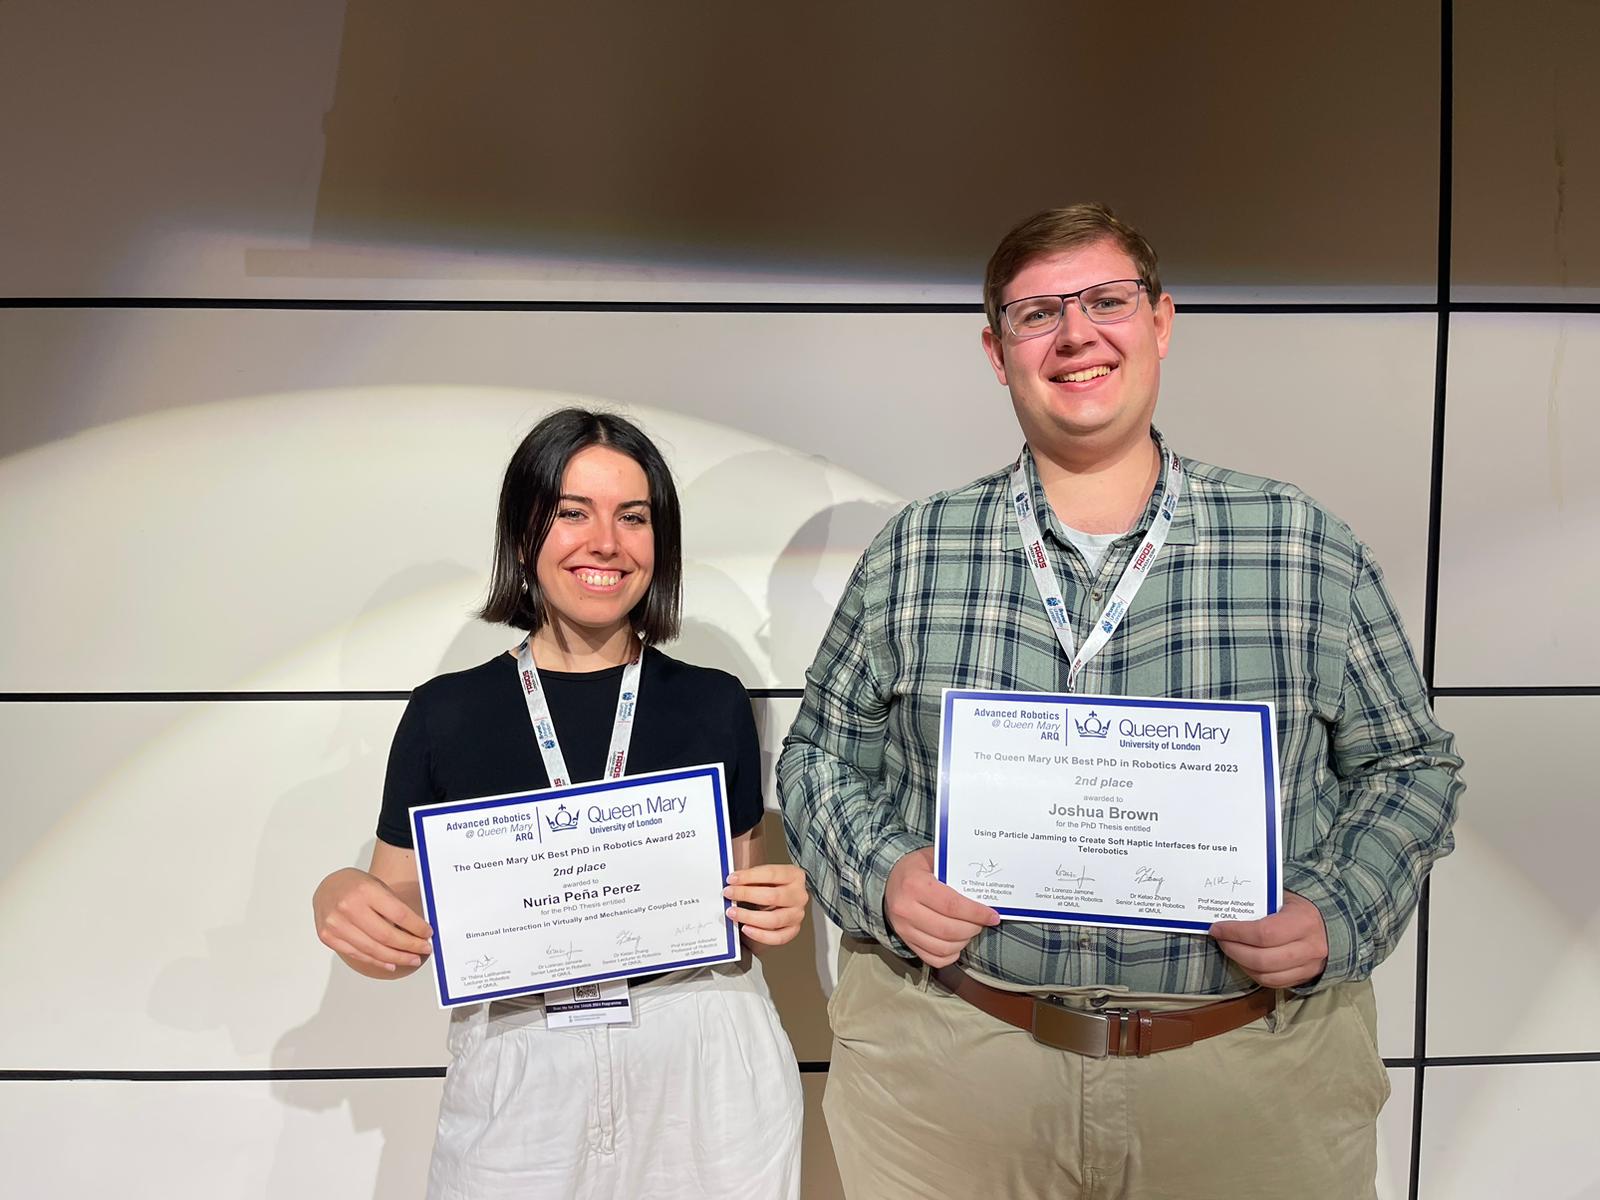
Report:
533,444,655,639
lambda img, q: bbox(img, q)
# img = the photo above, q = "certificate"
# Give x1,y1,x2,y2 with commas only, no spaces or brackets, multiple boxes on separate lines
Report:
411,765,739,1007
936,690,1282,933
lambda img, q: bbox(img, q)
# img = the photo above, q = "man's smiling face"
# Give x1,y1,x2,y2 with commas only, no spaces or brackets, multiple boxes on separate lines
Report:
981,238,1174,463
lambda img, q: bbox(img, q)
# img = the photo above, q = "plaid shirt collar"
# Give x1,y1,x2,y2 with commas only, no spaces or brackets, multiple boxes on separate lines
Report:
1000,427,1198,553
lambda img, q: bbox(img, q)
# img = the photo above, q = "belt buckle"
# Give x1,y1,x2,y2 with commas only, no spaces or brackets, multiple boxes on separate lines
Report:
1029,995,1110,1057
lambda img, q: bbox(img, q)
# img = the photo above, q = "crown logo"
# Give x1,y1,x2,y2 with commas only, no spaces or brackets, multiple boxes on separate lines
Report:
1073,711,1111,738
545,803,580,833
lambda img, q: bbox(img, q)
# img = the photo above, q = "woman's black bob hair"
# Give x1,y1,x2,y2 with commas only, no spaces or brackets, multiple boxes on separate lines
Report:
479,408,682,645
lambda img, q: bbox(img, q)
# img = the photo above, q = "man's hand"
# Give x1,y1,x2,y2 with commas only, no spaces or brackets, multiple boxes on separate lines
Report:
1209,891,1328,988
884,847,1000,967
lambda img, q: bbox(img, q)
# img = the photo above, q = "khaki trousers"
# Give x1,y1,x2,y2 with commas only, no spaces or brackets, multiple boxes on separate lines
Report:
823,940,1389,1200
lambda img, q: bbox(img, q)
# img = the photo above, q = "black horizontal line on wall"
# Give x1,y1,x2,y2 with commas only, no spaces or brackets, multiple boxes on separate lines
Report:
2,1061,837,1083
1431,686,1600,698
7,1053,1595,1084
12,685,1596,705
1423,1051,1600,1068
4,297,986,315
1450,302,1600,314
1182,303,1433,315
0,1067,448,1082
3,296,1597,316
0,687,807,703
0,690,412,703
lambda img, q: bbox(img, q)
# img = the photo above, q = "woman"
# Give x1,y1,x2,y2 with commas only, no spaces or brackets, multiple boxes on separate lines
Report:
313,409,806,1199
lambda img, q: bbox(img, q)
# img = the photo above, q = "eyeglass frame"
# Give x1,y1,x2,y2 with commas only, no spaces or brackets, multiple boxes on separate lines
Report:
998,279,1151,340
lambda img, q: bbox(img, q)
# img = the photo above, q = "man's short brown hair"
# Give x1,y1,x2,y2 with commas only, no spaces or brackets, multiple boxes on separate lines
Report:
983,203,1162,334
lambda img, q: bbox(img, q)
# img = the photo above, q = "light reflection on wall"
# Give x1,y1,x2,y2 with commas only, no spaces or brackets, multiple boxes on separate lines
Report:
0,389,901,693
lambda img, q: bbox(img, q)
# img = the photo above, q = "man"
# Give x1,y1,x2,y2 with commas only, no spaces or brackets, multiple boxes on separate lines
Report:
778,204,1462,1199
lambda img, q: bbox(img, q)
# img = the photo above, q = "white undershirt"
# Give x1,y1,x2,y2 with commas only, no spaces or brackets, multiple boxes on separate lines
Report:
1059,523,1124,580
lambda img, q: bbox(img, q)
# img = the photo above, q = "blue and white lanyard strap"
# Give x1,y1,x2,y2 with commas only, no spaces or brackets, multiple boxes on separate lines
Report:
1010,446,1184,693
514,638,643,787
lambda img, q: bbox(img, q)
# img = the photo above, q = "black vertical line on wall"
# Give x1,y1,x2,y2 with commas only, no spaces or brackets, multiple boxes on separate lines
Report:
1412,4,1453,1199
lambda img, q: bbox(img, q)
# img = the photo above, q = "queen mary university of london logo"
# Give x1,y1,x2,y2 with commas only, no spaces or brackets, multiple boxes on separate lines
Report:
545,803,580,834
1072,710,1112,740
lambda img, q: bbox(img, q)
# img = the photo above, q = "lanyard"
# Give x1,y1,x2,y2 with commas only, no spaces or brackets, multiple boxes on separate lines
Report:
1010,446,1184,692
514,638,643,787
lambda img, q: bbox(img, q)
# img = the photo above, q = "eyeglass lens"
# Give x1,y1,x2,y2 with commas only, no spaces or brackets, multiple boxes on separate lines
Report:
1005,281,1142,336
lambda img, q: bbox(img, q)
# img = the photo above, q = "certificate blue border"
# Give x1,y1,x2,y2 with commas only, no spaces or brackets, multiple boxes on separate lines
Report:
936,690,1280,933
410,765,738,1007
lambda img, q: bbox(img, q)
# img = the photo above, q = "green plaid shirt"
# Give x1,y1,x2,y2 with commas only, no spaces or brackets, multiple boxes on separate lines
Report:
778,434,1463,995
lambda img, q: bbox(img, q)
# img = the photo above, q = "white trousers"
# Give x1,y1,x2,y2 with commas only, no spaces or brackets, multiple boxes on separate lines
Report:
427,953,803,1200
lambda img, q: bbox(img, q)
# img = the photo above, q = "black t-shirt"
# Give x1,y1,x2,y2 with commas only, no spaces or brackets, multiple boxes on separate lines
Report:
377,646,766,849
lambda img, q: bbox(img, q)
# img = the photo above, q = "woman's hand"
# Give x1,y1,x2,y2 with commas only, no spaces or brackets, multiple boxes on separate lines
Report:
313,865,433,979
722,864,809,949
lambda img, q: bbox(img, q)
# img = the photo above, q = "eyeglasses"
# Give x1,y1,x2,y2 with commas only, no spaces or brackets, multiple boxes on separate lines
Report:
1000,280,1147,339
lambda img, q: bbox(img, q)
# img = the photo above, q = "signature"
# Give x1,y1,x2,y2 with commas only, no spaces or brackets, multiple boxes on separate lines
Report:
1054,864,1096,889
1132,866,1166,897
466,954,496,971
674,919,719,936
542,942,579,961
616,930,643,953
1203,875,1254,894
970,858,1002,880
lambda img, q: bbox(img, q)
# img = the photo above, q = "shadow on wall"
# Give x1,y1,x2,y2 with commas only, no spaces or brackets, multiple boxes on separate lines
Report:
259,610,496,1198
760,499,900,685
674,447,901,685
136,588,491,1195
139,566,493,1196
764,501,902,998
295,0,1452,288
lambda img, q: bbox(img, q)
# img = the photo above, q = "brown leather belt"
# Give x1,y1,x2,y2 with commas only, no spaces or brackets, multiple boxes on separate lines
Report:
933,964,1274,1058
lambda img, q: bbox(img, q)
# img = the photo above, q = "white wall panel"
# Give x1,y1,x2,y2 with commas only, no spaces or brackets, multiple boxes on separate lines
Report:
1454,0,1600,301
1371,922,1419,1061
0,1077,441,1199
1426,697,1600,1057
0,3,1440,303
1,309,1435,693
1418,1063,1600,1199
0,0,344,301
1435,314,1600,686
0,700,450,1071
1161,313,1438,640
